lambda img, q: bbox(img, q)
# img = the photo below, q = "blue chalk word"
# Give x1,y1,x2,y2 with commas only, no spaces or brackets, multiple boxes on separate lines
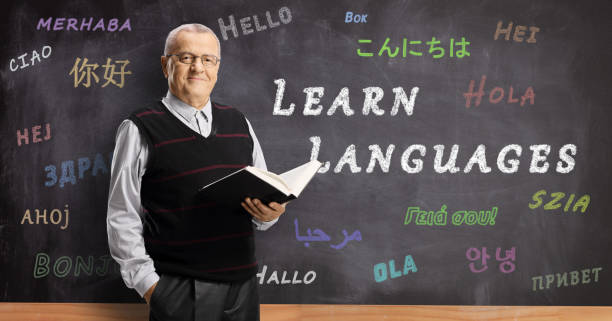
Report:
345,11,368,23
373,255,417,283
44,152,112,188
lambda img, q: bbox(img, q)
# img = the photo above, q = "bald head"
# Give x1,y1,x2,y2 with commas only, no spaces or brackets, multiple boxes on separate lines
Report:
164,23,221,57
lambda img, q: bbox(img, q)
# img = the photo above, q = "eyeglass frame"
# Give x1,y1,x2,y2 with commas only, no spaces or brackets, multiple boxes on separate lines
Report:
165,52,221,67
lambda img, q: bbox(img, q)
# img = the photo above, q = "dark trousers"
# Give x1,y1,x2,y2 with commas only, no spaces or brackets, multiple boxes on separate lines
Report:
148,273,260,321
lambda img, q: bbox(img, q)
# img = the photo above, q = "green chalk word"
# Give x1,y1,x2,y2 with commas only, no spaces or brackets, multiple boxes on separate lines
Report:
528,189,590,213
531,267,603,291
357,37,470,59
404,205,497,226
33,252,120,279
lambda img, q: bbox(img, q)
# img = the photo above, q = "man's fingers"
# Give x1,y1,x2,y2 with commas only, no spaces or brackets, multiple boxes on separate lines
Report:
269,202,283,211
245,198,274,221
240,201,249,212
251,198,277,215
241,201,259,217
245,197,261,214
253,198,274,213
243,198,286,222
243,202,267,221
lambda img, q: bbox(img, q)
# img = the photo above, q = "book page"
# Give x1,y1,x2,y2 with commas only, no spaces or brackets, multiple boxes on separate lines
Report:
279,160,322,197
247,167,291,195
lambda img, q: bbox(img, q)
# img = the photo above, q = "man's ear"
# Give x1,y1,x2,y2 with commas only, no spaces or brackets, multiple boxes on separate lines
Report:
161,56,168,78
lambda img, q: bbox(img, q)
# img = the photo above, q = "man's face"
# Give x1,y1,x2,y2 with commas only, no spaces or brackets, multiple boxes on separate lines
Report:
161,31,220,105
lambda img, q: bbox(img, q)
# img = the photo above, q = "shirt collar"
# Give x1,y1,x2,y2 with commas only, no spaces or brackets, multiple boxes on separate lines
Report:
162,91,212,122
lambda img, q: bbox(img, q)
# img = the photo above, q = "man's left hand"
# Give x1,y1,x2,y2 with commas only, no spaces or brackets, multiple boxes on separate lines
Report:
241,197,286,222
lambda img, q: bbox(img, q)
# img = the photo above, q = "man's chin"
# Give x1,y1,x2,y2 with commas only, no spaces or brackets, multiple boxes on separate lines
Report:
182,89,212,100
184,82,210,90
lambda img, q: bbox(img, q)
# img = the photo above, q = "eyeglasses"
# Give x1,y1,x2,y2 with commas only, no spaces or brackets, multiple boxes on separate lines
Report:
166,53,220,67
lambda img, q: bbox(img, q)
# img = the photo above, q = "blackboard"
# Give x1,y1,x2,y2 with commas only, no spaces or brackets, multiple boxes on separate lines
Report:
1,0,612,305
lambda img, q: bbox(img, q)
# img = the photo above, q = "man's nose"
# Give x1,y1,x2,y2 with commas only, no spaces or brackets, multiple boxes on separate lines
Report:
190,57,205,73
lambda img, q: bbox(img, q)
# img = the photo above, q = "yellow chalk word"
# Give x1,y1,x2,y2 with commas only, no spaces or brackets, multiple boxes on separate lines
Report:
69,57,132,88
20,205,69,230
528,190,590,213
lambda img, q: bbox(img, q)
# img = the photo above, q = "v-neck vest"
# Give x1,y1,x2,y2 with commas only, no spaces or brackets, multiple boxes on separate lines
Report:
128,101,257,282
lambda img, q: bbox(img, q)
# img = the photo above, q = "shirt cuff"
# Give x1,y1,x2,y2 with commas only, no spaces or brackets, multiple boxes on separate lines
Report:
252,217,279,231
135,271,160,298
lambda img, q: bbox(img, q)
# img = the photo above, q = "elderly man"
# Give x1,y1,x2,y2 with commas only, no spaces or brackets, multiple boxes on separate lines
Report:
107,23,285,321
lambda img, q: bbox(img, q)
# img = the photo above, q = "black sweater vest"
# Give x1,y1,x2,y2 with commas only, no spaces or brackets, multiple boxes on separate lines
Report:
128,101,256,282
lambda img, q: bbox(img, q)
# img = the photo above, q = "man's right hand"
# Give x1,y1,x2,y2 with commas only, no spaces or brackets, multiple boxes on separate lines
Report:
144,282,158,305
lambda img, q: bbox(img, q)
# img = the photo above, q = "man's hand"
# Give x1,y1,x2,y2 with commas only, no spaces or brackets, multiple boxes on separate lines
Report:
241,197,286,222
144,282,157,305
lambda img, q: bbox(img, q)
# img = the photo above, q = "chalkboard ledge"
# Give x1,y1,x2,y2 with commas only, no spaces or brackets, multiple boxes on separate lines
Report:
1,303,612,320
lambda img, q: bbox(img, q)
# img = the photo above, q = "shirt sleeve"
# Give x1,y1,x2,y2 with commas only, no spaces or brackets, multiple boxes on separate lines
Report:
245,117,279,231
106,119,159,298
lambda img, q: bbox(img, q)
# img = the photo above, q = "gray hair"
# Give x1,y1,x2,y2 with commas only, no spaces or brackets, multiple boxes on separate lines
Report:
164,23,221,57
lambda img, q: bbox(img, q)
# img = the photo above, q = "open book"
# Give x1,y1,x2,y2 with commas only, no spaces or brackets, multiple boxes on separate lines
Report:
198,160,323,205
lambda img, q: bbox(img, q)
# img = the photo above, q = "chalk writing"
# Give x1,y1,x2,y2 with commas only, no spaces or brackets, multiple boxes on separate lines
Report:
16,123,51,146
20,205,69,230
273,78,419,117
404,205,497,226
531,267,603,291
494,20,540,43
373,255,417,283
309,139,577,175
44,152,112,188
529,190,590,213
345,12,368,23
9,46,52,72
218,6,292,40
37,18,131,32
330,229,362,250
357,37,470,59
294,218,361,249
69,57,132,88
33,253,119,278
464,75,534,108
466,247,516,273
257,265,316,285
